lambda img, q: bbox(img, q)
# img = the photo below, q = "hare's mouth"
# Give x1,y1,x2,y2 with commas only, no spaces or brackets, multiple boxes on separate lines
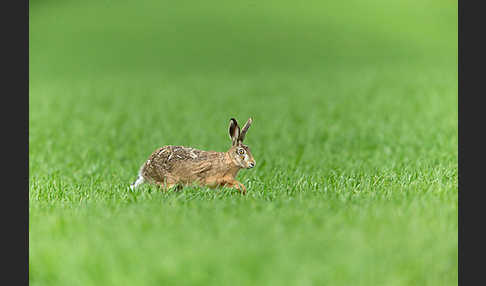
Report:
248,162,255,169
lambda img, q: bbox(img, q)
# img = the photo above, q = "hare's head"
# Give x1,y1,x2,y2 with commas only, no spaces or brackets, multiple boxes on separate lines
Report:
227,118,256,169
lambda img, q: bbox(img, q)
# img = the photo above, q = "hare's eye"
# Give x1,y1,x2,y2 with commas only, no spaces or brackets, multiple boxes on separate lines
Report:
238,148,245,155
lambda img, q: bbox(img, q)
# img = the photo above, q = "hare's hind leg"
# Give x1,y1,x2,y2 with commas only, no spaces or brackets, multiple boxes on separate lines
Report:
156,181,183,192
130,174,145,190
130,165,146,190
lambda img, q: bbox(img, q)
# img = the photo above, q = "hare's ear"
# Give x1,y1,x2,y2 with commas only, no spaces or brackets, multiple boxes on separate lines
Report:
228,118,240,146
238,117,252,143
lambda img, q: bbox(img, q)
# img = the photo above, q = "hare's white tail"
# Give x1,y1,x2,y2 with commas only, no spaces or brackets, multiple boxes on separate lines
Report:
130,165,145,190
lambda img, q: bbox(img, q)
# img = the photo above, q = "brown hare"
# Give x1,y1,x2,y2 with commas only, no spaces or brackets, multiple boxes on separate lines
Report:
130,117,256,194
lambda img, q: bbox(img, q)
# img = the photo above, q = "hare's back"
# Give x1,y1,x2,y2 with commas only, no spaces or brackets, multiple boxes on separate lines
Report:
141,145,216,181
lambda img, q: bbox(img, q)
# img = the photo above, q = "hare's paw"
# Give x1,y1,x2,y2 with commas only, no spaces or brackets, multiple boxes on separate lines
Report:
224,180,246,195
235,181,247,195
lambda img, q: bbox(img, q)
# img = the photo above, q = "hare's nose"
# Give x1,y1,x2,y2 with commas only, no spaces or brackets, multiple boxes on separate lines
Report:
249,162,255,168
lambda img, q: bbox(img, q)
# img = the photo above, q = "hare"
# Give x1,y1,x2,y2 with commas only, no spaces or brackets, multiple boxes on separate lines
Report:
130,117,256,194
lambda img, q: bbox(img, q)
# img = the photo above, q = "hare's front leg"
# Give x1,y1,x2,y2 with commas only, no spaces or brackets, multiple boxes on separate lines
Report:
220,179,247,194
235,181,247,194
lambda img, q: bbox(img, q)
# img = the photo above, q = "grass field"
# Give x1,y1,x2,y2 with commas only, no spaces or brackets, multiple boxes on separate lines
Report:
29,1,458,285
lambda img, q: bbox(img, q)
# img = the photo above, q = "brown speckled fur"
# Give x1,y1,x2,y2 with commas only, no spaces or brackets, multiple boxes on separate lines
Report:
134,118,255,194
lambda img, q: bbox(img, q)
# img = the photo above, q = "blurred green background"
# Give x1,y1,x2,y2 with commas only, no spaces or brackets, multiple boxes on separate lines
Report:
29,1,457,285
30,0,456,77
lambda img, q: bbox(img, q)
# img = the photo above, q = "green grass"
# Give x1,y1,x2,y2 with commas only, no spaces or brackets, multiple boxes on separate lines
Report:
29,1,457,285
